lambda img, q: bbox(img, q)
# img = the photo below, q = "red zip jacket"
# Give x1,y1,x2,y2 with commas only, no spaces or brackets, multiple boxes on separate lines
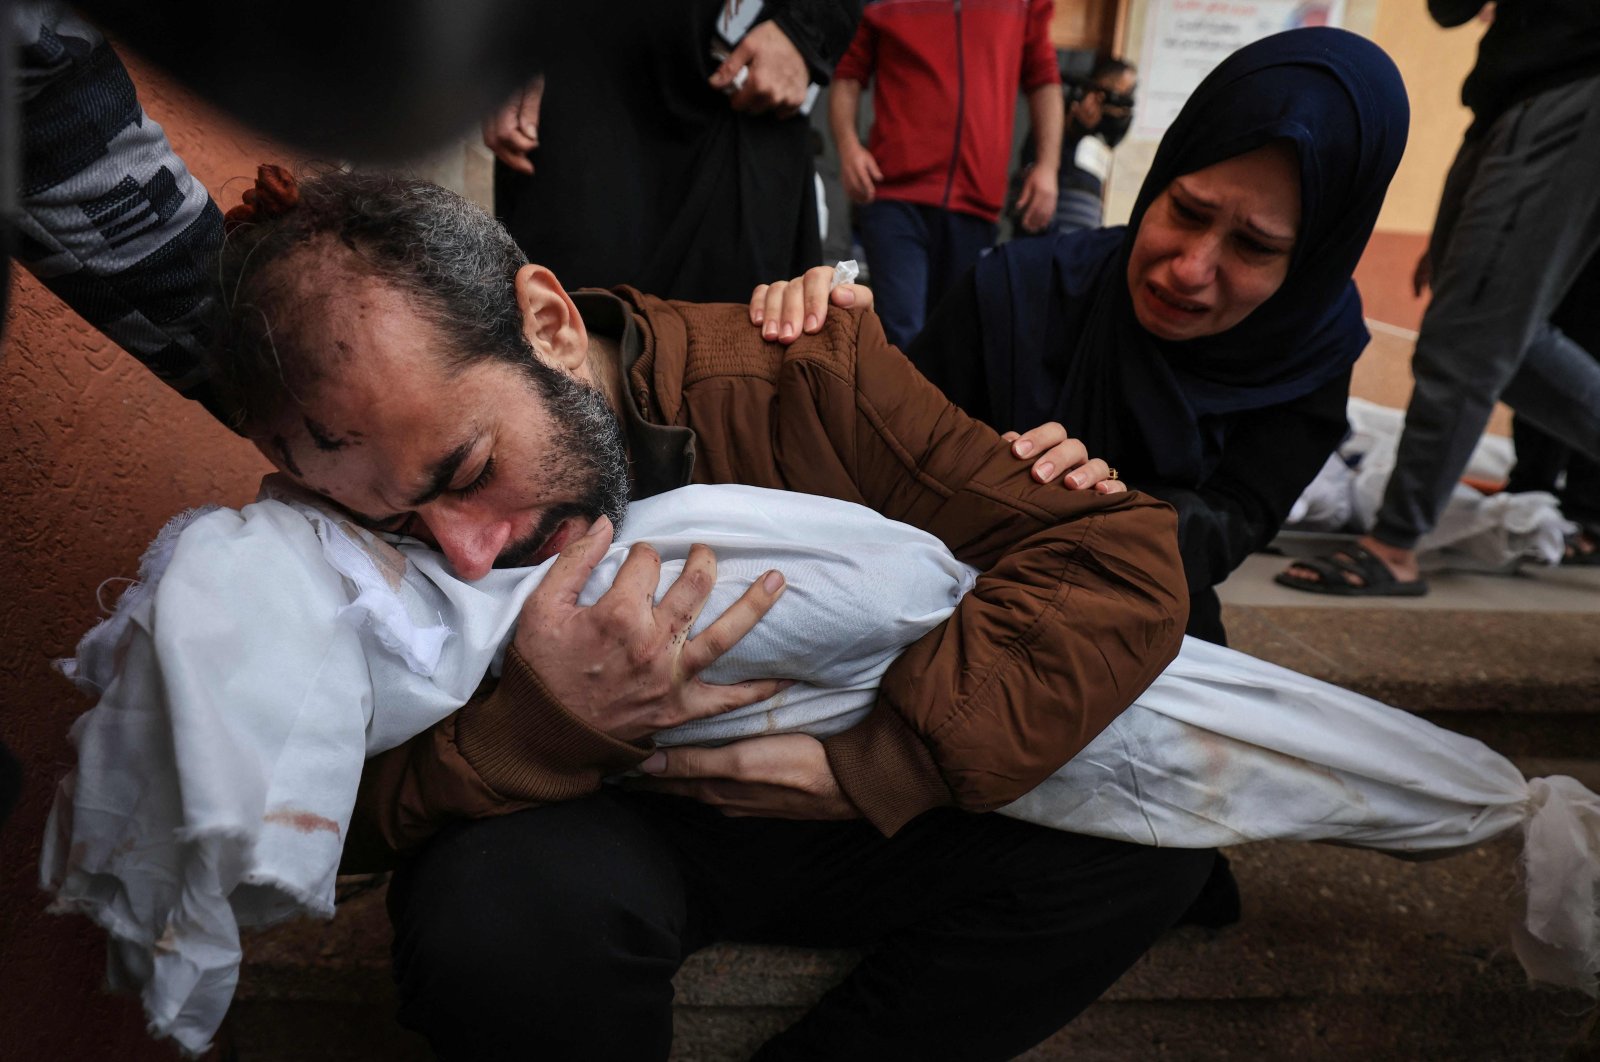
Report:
836,0,1059,222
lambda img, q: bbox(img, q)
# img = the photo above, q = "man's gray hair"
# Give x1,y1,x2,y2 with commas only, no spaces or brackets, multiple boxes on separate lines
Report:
214,170,540,431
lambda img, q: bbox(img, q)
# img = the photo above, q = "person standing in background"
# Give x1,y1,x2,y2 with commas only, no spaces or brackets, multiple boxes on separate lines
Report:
1278,0,1600,596
484,1,862,303
1017,56,1137,236
1503,249,1600,564
830,0,1063,350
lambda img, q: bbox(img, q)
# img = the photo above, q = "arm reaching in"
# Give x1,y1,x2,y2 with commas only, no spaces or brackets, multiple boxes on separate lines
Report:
481,74,545,175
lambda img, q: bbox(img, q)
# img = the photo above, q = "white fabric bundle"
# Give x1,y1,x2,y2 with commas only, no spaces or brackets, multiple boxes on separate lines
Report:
1286,397,1573,570
42,482,975,1053
42,481,1600,1054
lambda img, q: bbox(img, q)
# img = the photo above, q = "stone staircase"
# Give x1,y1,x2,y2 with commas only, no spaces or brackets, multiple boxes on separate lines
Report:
226,596,1600,1061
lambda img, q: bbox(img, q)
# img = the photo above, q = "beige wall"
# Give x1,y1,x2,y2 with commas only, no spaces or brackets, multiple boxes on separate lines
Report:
1369,1,1482,233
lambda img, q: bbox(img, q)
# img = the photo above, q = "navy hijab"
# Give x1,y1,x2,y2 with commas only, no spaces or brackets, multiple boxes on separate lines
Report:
973,28,1409,485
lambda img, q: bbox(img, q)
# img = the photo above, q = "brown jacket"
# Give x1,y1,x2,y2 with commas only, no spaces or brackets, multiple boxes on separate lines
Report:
350,289,1187,859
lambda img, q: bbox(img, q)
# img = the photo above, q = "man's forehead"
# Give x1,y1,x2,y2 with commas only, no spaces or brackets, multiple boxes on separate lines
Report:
266,367,480,512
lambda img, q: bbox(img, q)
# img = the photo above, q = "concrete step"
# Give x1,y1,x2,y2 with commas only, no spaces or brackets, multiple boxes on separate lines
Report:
231,832,1599,1061
1222,605,1600,757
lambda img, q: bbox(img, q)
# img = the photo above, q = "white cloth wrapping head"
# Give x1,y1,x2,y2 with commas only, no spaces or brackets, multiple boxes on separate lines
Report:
41,482,1600,1054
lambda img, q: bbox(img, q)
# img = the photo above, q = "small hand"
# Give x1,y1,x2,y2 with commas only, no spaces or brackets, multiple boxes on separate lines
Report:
513,517,791,742
710,20,809,117
1002,421,1127,493
482,74,546,176
749,265,873,343
632,734,859,819
1015,164,1059,234
838,141,884,204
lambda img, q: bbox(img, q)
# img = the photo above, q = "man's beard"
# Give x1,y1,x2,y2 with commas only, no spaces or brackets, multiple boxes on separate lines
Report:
495,368,631,570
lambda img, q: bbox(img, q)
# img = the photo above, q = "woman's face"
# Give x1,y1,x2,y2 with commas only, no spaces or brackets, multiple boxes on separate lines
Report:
1126,143,1301,341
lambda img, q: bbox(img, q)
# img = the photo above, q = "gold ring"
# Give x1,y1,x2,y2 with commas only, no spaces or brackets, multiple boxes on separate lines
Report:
1107,468,1119,481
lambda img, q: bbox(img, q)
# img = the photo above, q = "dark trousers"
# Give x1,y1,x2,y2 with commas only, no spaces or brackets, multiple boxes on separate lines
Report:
1506,246,1600,528
388,788,1215,1062
1509,416,1600,526
858,199,998,351
1373,74,1600,549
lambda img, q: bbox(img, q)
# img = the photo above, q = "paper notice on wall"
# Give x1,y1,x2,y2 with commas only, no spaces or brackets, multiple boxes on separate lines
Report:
1134,0,1347,141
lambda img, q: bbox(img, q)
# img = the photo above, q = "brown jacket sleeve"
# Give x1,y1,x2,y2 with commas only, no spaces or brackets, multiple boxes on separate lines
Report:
345,647,650,861
799,308,1189,835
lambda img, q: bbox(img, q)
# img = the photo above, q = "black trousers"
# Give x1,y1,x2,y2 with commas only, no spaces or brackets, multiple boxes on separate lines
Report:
388,789,1215,1062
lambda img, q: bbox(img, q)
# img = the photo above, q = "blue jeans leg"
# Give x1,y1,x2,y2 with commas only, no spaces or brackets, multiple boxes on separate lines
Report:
858,199,931,350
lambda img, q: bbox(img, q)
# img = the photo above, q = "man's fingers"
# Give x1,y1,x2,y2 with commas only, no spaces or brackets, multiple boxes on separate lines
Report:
601,541,669,623
710,40,754,88
639,738,800,785
528,515,614,609
648,675,792,733
1019,187,1052,233
750,283,770,325
680,569,785,674
488,139,537,175
843,159,876,204
728,81,764,114
640,744,740,780
652,543,718,639
496,150,536,176
483,104,539,174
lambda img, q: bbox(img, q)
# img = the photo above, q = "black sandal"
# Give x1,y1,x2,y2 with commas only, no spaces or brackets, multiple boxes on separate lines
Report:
1274,543,1429,597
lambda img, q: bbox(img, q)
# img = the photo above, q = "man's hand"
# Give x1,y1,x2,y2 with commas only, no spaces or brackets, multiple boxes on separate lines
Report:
1014,163,1059,234
632,734,859,819
709,20,810,117
513,517,791,743
749,265,873,343
482,74,546,175
839,141,884,204
1003,422,1128,493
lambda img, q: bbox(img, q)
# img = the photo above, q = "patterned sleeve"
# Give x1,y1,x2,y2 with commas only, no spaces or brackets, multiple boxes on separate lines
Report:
13,3,227,419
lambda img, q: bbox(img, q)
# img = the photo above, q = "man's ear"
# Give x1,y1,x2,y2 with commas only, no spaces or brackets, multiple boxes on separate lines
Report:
514,263,589,373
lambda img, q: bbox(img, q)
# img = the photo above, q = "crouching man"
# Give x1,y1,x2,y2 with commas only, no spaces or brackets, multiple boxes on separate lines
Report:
214,168,1210,1061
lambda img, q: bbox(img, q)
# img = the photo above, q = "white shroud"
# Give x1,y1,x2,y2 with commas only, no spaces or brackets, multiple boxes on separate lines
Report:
41,482,1600,1054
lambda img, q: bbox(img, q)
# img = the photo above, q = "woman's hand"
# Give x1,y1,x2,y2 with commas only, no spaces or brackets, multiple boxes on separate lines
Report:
1002,422,1127,493
749,266,874,344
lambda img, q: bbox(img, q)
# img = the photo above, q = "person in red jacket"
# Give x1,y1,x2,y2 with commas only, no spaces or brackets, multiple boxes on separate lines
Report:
830,0,1063,349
